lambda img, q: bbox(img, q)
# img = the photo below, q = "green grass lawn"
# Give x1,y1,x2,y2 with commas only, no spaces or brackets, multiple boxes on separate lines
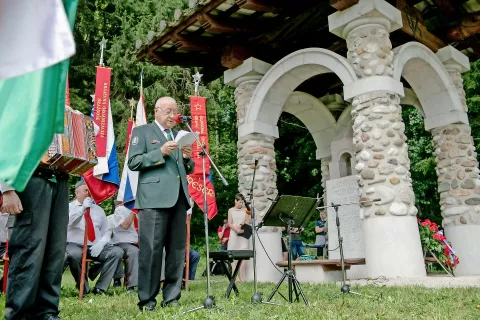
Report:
2,263,480,319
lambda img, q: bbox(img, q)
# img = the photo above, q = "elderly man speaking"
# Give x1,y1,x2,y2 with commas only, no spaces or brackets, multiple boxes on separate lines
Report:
128,96,194,311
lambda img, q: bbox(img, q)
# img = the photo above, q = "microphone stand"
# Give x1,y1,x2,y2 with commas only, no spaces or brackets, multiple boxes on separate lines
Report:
181,119,229,314
317,199,382,302
245,161,279,306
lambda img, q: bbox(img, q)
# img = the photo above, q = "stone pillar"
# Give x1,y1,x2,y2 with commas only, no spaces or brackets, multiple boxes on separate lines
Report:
434,46,480,275
224,58,282,282
329,0,426,278
321,156,331,202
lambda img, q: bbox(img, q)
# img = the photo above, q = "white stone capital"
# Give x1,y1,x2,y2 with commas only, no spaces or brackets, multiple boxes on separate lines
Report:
343,76,404,101
224,57,272,87
328,0,402,39
316,146,332,160
436,46,470,73
238,120,279,139
425,110,469,131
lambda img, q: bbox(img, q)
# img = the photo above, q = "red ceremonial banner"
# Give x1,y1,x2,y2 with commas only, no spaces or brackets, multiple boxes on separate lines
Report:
187,175,218,220
188,96,218,219
93,67,111,157
190,96,210,175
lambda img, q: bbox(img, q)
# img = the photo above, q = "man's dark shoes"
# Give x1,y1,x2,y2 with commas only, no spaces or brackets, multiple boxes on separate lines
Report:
88,263,102,281
113,278,122,288
92,287,105,295
139,302,156,312
43,315,61,320
126,286,136,295
161,300,181,308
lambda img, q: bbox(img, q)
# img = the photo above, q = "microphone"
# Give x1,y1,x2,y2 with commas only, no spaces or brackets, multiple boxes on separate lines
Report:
173,114,192,123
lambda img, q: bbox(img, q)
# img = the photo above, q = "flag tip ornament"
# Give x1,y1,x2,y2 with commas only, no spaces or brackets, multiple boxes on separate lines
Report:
99,36,108,67
128,97,136,120
128,98,136,107
193,71,202,96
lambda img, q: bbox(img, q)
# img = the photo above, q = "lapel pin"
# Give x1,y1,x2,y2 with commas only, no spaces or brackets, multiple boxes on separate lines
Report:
151,140,159,144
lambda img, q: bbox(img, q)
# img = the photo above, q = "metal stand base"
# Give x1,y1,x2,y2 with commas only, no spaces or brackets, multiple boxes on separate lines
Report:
250,291,282,306
267,269,308,305
326,202,382,303
184,296,224,314
330,284,381,301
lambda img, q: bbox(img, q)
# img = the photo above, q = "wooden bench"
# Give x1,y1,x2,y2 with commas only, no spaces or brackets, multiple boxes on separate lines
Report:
276,258,366,283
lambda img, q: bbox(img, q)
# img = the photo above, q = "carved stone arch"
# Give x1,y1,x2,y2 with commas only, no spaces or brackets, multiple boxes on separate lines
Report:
283,91,337,159
238,48,357,138
392,42,468,129
400,88,425,117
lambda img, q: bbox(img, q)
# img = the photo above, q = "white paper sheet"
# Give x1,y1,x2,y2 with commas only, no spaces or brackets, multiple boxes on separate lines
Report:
175,130,198,148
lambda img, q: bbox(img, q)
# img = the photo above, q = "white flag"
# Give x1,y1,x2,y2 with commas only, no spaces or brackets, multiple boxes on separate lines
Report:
0,0,76,80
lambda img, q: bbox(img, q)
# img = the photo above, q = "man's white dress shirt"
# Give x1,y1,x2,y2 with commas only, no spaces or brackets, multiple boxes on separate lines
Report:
67,200,111,246
112,206,138,245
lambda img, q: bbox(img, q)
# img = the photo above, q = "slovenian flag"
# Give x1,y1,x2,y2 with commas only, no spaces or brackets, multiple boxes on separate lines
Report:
82,101,119,204
117,89,147,209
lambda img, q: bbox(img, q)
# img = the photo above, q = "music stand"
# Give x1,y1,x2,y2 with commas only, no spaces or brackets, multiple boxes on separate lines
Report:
263,195,321,305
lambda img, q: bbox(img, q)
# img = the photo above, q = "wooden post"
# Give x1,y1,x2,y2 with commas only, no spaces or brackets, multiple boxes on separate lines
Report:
78,208,89,299
185,214,191,290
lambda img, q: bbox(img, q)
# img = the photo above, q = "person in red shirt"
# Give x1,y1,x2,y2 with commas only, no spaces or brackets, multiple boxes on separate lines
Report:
217,219,230,250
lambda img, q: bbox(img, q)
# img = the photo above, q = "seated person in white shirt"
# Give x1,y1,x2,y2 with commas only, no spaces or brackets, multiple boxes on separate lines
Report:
110,202,139,293
65,180,123,295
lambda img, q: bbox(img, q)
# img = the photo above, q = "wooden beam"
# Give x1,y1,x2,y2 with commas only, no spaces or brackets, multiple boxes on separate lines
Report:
432,0,457,21
172,33,216,51
136,0,226,60
442,14,480,42
147,51,216,67
400,11,445,52
330,0,358,11
236,0,283,13
330,0,446,52
173,40,211,51
221,44,253,69
198,13,260,34
396,0,423,23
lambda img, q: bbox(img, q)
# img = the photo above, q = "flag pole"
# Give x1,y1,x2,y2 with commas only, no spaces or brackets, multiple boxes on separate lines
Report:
78,208,90,300
185,214,191,290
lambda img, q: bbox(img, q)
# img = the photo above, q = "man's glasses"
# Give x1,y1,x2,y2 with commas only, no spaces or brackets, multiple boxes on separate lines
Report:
156,107,176,116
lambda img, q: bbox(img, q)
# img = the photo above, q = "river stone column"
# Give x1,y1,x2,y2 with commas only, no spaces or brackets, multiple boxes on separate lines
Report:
224,57,282,282
321,156,331,202
432,124,480,226
435,46,480,275
329,0,426,278
238,134,278,218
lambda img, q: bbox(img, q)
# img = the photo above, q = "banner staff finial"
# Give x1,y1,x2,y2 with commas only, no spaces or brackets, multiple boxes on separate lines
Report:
193,71,202,97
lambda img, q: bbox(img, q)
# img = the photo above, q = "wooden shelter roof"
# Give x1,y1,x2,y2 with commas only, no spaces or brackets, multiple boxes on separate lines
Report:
136,0,480,83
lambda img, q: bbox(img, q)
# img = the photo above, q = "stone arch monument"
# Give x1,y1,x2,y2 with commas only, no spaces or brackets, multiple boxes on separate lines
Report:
225,0,480,279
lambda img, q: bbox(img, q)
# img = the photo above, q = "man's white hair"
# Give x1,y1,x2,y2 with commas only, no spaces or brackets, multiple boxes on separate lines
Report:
155,97,177,109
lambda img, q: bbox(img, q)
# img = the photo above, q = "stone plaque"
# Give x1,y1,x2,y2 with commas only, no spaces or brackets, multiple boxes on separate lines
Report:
326,176,365,259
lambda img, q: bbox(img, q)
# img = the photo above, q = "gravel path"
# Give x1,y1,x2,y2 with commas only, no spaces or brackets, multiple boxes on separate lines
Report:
347,275,480,288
